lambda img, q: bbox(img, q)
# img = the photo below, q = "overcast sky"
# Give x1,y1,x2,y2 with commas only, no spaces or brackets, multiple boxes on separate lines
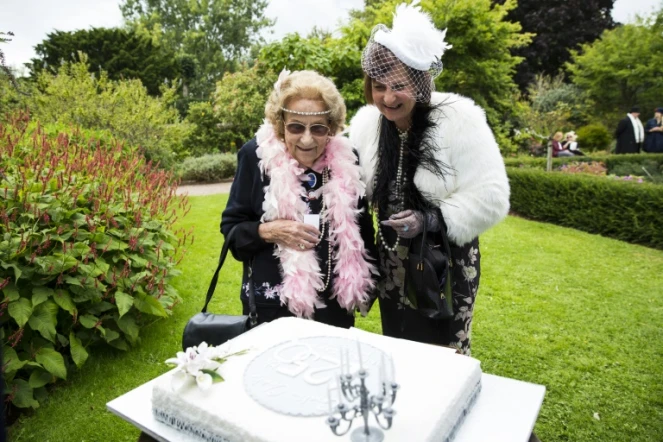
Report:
1,0,661,70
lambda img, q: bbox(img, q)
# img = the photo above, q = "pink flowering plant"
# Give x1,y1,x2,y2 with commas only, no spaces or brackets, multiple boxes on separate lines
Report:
608,174,645,183
558,161,607,176
0,112,191,409
166,342,249,391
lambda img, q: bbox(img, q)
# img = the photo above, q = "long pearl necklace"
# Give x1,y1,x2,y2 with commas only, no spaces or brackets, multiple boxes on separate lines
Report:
375,128,408,253
314,167,332,292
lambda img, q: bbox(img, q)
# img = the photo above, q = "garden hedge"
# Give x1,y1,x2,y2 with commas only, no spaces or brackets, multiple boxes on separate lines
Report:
504,153,663,174
177,153,237,183
507,168,663,249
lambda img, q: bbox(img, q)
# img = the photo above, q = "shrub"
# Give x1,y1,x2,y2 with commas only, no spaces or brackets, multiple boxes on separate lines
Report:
507,168,663,249
177,153,237,183
505,153,663,183
608,158,663,183
213,63,275,152
0,112,190,410
182,101,226,157
29,55,193,169
576,124,612,152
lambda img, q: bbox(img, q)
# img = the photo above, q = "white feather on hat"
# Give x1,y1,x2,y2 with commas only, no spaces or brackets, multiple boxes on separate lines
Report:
373,1,452,72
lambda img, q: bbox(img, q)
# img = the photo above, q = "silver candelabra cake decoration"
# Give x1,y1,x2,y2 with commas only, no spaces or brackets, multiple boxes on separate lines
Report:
326,342,399,442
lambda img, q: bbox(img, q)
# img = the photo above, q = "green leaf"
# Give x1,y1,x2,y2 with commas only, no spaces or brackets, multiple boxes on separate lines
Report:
2,281,20,301
79,314,98,329
53,289,76,316
33,386,48,403
69,332,89,368
32,286,53,307
56,333,69,347
117,314,140,344
201,369,224,383
64,275,82,287
8,298,33,328
34,254,78,275
35,347,67,380
86,301,114,315
133,293,167,317
28,301,59,342
128,254,148,268
70,242,91,258
70,285,102,303
3,346,27,374
28,370,52,389
78,263,104,278
92,257,110,275
11,379,39,409
104,329,120,343
115,291,133,318
1,261,22,280
108,337,129,351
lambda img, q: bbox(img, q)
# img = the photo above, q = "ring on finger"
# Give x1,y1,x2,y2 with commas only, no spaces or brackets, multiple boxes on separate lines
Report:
298,243,305,250
403,225,410,232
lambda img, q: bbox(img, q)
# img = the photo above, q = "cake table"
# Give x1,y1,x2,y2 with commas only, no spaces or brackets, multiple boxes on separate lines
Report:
108,318,545,442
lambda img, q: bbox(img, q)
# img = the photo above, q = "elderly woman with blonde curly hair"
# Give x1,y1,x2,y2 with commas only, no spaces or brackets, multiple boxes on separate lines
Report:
220,70,378,328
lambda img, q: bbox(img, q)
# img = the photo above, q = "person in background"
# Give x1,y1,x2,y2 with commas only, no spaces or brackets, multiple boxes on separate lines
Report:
552,131,574,157
220,70,377,329
643,107,663,153
561,131,584,156
615,106,644,154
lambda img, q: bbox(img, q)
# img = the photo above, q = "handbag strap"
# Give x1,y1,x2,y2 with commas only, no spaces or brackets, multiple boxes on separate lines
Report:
202,226,257,326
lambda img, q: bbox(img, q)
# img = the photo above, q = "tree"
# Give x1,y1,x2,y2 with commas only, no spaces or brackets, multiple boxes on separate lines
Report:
257,33,365,116
493,0,616,91
1,31,30,118
212,62,275,150
567,11,663,128
30,55,192,168
28,28,179,96
120,0,273,99
520,75,573,145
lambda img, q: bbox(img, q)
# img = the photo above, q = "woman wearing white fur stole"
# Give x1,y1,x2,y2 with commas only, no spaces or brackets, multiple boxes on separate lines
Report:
221,70,378,328
349,3,510,355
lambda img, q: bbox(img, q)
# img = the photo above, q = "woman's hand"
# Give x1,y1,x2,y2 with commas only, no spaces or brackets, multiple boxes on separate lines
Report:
258,220,321,250
380,210,423,238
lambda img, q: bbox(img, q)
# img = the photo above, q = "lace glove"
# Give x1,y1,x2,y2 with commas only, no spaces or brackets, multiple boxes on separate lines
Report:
380,210,424,239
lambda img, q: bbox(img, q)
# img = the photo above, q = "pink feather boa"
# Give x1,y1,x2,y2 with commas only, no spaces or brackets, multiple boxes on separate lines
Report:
255,123,376,319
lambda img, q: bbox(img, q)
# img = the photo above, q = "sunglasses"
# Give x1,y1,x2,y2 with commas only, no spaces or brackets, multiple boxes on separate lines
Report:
285,122,330,137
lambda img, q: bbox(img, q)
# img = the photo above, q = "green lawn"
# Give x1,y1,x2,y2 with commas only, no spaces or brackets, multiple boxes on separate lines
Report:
8,194,663,442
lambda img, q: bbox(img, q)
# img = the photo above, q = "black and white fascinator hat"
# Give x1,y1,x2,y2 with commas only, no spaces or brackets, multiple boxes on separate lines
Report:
361,1,452,102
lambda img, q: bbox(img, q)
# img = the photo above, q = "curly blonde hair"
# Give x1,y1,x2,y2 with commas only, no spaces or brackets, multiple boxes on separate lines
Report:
265,70,346,139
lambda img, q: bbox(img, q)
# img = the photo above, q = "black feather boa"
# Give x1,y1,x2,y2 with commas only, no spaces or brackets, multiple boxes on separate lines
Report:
373,103,451,217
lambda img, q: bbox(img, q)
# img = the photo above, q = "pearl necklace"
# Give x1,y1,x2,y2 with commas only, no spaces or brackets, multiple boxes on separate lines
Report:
312,167,332,292
375,128,408,253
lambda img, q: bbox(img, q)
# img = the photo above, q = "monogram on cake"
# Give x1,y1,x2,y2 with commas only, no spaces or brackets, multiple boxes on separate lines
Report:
152,317,482,442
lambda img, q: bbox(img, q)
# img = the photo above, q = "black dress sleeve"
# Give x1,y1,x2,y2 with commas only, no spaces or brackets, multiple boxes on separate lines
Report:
220,139,270,262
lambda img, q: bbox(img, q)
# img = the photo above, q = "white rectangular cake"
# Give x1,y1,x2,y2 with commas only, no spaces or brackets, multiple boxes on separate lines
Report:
152,317,481,442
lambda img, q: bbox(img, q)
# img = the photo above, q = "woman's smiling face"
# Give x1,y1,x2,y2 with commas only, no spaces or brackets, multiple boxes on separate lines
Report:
283,98,330,169
371,70,416,130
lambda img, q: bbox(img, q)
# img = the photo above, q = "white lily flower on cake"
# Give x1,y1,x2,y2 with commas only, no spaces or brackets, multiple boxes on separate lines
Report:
166,341,250,391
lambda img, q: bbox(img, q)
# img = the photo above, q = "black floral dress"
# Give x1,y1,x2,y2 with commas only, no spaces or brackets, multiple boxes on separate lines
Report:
376,163,481,356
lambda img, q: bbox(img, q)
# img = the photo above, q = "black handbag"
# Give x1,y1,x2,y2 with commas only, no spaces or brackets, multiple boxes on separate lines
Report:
181,226,257,351
407,214,454,320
